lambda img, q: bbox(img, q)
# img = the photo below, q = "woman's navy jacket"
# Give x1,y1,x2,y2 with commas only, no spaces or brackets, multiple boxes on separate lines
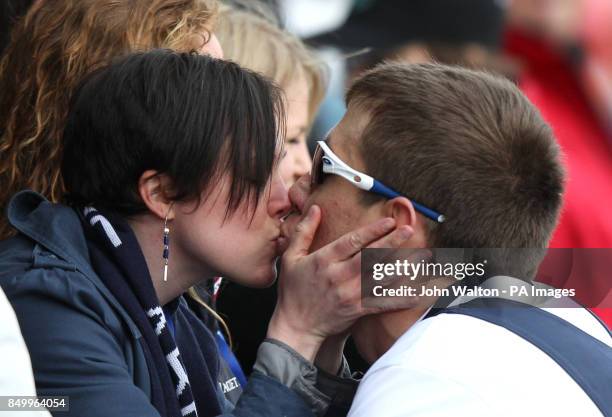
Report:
0,191,313,417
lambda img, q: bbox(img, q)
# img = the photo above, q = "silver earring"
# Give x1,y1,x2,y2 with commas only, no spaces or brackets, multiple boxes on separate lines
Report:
162,214,170,282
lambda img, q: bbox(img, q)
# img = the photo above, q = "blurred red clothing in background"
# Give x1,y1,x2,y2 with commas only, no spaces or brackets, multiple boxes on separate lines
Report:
505,29,612,247
505,28,612,327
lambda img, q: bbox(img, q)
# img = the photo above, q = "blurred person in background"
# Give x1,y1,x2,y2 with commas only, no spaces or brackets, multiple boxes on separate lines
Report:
210,3,328,376
505,0,612,325
312,0,508,72
0,0,222,241
306,0,515,150
506,0,612,247
216,4,325,188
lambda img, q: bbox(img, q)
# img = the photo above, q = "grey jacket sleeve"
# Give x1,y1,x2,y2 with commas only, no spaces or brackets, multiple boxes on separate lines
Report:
253,339,359,417
315,358,359,417
3,270,162,417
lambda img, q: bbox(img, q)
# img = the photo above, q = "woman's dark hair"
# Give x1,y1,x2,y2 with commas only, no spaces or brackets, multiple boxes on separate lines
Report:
61,49,285,217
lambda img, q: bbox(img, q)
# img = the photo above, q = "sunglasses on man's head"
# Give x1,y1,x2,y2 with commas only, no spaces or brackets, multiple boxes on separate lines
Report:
310,140,445,223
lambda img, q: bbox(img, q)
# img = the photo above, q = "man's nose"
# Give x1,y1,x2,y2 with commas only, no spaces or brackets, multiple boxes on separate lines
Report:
288,174,311,213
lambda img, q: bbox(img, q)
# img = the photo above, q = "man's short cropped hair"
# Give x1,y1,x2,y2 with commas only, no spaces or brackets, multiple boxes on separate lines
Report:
346,63,564,276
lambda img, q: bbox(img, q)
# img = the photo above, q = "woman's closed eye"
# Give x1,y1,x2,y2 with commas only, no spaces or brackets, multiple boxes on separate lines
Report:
286,137,300,145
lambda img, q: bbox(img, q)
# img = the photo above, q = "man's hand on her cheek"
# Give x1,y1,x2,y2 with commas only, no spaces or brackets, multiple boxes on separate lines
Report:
267,205,416,362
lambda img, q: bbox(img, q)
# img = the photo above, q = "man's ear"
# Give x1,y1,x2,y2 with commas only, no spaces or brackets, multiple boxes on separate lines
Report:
382,197,429,247
383,197,417,228
138,170,176,221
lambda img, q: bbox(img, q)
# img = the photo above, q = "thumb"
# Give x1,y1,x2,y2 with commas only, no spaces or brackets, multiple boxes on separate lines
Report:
285,205,321,258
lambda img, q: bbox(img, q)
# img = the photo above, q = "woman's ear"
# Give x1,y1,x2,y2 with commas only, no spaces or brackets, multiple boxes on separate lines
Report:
138,170,175,220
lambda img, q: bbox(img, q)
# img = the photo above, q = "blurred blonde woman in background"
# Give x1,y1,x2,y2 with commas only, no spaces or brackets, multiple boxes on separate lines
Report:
216,3,326,188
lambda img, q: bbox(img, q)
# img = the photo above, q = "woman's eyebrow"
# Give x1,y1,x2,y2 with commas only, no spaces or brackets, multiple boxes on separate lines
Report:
287,126,307,137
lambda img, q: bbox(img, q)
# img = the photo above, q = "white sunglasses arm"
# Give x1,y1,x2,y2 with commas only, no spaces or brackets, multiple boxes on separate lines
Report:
317,141,374,190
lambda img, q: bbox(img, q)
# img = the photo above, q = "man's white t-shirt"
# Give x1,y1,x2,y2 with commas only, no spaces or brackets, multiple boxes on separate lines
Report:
348,302,611,417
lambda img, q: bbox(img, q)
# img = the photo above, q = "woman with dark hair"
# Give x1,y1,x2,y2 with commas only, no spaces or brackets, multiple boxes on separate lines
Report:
0,50,409,417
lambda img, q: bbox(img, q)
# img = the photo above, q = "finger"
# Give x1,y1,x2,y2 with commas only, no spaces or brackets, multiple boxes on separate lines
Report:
284,205,321,258
318,217,396,262
367,225,414,249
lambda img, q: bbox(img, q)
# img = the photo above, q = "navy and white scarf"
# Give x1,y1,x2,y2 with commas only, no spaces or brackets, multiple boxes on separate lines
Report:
81,207,222,417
